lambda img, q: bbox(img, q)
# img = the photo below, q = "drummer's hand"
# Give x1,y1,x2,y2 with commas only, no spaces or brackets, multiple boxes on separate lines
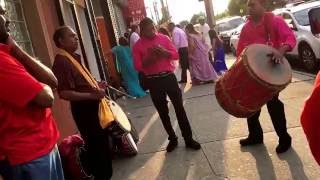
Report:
92,88,106,100
267,51,284,64
98,81,108,89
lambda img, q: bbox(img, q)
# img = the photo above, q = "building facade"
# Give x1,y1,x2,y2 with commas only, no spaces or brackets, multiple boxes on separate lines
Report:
0,0,115,141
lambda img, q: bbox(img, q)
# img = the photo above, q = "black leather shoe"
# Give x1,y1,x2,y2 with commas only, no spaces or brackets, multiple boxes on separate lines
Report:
185,139,201,150
276,135,292,154
178,80,187,84
239,137,263,146
166,139,178,152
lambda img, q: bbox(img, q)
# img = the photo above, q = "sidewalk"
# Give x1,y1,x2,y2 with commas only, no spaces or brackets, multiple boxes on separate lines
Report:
113,56,320,180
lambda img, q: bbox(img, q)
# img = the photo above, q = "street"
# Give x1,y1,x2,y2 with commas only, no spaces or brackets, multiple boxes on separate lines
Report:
112,55,320,180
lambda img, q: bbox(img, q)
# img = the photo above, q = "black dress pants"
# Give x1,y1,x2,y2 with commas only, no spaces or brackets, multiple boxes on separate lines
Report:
146,73,193,140
71,100,113,180
178,47,189,82
246,95,290,140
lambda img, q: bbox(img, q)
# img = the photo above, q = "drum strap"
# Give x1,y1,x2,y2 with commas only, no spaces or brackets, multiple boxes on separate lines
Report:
264,12,275,46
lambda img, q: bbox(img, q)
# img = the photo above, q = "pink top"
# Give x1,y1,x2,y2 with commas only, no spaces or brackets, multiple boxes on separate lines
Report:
172,27,188,49
237,13,296,57
133,33,179,75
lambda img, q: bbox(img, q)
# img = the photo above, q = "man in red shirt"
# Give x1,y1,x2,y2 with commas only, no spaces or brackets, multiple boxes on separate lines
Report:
133,18,200,152
237,0,296,153
0,14,62,179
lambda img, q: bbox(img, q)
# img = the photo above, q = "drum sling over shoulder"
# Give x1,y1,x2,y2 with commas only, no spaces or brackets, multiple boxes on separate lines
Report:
57,49,114,129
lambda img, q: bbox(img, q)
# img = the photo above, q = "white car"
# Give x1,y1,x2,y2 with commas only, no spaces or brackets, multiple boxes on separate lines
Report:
230,1,320,71
215,16,245,53
276,1,320,71
230,23,245,56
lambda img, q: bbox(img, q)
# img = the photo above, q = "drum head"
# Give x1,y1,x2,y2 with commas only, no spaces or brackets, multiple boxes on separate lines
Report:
109,100,131,132
244,44,292,86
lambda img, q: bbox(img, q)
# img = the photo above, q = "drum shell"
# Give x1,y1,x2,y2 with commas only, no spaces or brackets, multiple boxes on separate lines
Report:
215,51,290,118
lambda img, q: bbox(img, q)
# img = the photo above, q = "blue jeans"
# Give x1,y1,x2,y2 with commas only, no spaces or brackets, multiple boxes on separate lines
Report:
12,145,64,180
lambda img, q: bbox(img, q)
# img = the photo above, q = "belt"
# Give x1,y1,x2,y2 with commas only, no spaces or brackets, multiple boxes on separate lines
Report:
146,71,172,79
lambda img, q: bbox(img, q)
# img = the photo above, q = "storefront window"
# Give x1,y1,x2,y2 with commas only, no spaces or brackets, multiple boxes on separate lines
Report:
2,0,34,55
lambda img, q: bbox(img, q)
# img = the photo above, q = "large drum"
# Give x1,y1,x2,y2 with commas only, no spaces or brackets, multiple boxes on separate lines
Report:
107,99,132,137
215,44,292,118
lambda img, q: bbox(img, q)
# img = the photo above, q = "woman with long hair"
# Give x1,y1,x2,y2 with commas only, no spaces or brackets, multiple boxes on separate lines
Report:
111,37,147,97
209,29,227,75
185,24,218,85
158,27,171,37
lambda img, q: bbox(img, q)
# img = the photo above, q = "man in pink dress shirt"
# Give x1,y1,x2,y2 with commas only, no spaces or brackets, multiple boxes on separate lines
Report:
237,0,296,154
133,18,200,152
168,23,189,83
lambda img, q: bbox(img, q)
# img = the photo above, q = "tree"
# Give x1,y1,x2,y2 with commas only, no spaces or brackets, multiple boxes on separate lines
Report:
190,12,206,25
215,11,230,21
228,0,247,16
227,0,299,16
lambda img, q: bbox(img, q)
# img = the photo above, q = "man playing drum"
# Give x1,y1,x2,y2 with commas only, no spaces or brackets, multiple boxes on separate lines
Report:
52,26,113,180
133,18,200,152
237,0,296,153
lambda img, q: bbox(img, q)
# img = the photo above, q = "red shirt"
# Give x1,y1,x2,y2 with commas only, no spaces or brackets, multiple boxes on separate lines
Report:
301,72,320,166
237,13,296,57
133,33,179,75
0,44,59,165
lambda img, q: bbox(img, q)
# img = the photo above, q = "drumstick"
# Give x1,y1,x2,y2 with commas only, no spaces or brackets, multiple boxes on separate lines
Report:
106,85,137,99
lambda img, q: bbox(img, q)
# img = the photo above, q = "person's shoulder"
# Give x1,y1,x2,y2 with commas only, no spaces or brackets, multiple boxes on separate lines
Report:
53,54,74,69
241,20,251,32
272,14,285,23
132,39,142,52
158,33,171,41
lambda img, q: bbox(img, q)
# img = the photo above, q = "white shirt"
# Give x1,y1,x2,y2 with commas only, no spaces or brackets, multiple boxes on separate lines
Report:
172,27,188,49
130,32,140,49
198,23,211,47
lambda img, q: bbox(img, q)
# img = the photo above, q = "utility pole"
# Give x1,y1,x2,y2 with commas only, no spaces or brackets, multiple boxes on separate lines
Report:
203,0,215,28
153,1,160,23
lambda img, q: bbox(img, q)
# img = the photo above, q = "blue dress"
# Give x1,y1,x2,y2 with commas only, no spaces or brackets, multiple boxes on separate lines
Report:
213,46,228,75
112,46,146,98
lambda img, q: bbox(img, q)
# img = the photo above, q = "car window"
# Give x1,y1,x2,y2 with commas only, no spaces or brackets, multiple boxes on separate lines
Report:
282,13,296,29
293,7,320,26
216,17,245,32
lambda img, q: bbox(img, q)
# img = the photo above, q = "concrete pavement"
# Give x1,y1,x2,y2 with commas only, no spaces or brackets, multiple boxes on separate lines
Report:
112,56,320,180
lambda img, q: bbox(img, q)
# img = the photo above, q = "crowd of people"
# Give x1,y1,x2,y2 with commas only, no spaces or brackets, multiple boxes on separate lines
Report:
112,16,228,97
1,0,320,180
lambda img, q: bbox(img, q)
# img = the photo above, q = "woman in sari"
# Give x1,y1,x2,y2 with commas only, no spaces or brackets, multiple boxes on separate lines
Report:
111,37,147,97
185,24,218,85
209,29,228,75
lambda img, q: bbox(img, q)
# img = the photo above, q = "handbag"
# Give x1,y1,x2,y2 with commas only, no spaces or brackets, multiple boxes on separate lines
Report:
58,49,114,129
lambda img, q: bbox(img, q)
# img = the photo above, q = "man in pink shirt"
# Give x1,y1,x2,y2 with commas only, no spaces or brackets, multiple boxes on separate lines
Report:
133,18,200,152
237,0,296,153
168,23,189,83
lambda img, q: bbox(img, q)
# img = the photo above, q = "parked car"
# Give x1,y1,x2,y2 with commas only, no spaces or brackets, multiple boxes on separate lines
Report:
230,23,245,56
216,16,245,53
276,1,320,71
229,1,320,71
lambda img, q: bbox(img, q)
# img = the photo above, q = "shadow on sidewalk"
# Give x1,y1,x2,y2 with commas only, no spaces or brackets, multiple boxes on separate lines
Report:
278,148,308,180
241,145,276,180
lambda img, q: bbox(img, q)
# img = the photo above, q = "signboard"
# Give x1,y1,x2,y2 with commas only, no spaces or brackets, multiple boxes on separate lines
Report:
124,0,146,25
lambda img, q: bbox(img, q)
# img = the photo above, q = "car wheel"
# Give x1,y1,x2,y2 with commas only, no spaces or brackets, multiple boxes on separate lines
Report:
299,44,318,72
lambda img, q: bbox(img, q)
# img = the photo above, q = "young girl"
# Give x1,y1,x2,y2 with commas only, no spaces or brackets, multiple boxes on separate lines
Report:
209,29,228,75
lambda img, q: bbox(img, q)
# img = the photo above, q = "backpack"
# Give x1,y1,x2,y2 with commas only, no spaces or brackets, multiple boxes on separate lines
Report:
58,135,92,180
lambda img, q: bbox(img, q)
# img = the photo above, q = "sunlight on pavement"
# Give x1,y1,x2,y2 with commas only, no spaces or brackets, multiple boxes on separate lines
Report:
138,112,160,143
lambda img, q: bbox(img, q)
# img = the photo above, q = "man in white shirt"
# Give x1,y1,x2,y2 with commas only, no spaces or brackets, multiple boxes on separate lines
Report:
168,23,189,83
198,18,211,47
130,24,140,49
